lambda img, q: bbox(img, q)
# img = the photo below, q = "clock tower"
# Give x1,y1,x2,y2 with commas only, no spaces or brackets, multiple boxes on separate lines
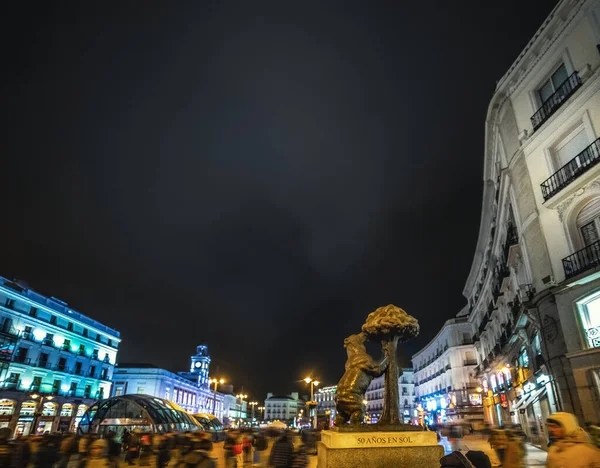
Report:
189,344,211,389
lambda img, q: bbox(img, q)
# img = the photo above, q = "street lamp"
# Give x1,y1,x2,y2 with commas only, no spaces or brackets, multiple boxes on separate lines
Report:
258,406,265,420
249,401,258,423
304,377,320,429
236,394,247,422
209,378,225,416
30,393,53,435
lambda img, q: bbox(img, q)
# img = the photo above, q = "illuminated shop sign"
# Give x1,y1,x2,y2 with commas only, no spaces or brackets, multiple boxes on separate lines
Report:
536,374,550,385
523,382,536,393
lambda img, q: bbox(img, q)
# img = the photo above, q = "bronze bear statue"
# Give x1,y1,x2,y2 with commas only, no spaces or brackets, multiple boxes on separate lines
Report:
334,332,388,425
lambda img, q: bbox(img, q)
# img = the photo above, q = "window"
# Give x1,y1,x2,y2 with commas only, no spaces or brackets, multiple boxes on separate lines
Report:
31,376,42,391
538,64,569,103
577,290,600,348
67,322,73,331
50,315,57,325
115,386,125,397
52,379,61,393
577,199,600,247
60,403,74,417
63,338,71,350
29,307,37,317
519,348,530,368
553,127,590,170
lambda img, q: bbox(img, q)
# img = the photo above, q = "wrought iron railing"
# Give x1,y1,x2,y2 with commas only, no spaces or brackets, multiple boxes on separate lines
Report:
531,72,581,130
541,138,600,200
562,240,600,278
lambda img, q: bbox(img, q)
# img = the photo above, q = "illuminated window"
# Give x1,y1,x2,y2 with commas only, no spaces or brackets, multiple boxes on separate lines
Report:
577,290,600,348
42,402,57,416
0,399,15,415
60,403,74,417
20,401,37,416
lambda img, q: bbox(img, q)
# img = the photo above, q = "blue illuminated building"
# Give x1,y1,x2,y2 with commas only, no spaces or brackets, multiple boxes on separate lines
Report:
0,277,120,435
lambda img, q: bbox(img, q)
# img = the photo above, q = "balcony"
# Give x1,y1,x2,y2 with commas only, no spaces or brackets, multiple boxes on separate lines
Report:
541,138,600,201
531,71,581,131
562,240,600,279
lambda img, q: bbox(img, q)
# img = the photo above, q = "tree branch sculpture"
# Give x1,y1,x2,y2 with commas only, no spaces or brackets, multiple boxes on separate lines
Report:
362,304,419,425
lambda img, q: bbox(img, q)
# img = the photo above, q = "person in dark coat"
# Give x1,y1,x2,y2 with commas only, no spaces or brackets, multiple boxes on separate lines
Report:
11,434,31,468
465,450,492,468
440,451,474,467
106,431,122,468
268,431,294,468
34,436,61,468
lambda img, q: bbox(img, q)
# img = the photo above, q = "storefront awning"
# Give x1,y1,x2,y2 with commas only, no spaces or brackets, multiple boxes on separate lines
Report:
514,387,547,411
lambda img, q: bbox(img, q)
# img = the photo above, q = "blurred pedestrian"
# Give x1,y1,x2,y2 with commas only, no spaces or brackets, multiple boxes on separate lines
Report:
78,434,92,468
503,430,525,468
465,450,492,468
0,427,12,467
253,431,268,466
59,433,78,468
440,451,474,467
155,434,171,468
546,412,600,468
291,442,308,468
224,431,242,468
107,431,122,468
488,428,508,464
11,434,31,468
86,438,110,468
242,430,253,465
268,431,293,468
126,431,140,465
34,436,61,468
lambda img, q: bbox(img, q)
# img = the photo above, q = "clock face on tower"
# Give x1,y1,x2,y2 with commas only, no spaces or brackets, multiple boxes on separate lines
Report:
195,362,201,368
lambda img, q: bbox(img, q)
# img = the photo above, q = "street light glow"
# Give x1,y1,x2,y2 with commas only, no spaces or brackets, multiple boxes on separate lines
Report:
304,377,312,384
314,381,320,386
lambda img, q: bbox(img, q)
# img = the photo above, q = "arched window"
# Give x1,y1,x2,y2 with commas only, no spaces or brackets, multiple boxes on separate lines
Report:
577,198,600,247
0,399,15,415
76,404,88,417
60,403,74,417
42,402,57,416
20,401,37,416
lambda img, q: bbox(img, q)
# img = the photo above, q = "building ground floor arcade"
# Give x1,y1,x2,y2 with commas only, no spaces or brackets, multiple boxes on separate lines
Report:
0,391,97,435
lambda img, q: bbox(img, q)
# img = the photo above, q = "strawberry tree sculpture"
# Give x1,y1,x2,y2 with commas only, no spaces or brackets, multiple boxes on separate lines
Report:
362,304,419,425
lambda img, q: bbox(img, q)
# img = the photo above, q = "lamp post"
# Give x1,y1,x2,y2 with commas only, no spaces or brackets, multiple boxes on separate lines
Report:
236,393,247,425
209,378,225,417
304,377,320,429
258,406,264,421
249,401,258,423
30,393,53,435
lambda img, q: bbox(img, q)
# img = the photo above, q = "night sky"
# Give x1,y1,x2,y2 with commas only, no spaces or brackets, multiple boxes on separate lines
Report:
3,1,556,400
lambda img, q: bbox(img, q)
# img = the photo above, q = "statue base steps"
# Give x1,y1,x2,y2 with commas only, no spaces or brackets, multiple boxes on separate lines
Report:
317,430,444,468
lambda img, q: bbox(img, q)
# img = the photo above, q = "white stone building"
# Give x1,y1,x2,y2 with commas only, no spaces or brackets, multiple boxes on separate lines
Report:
462,0,600,446
364,368,416,424
412,315,483,427
112,345,224,419
264,392,303,423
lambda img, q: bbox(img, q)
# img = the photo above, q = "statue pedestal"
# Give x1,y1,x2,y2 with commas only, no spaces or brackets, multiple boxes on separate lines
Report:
317,430,444,468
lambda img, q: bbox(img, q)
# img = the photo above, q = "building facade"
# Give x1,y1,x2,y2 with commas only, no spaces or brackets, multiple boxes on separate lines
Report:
413,315,483,428
315,385,337,426
462,0,600,446
364,368,416,424
112,345,224,420
219,384,247,426
0,277,120,435
264,392,303,424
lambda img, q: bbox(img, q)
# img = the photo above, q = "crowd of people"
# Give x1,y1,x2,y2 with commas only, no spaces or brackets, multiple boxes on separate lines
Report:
0,426,312,468
439,411,600,468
